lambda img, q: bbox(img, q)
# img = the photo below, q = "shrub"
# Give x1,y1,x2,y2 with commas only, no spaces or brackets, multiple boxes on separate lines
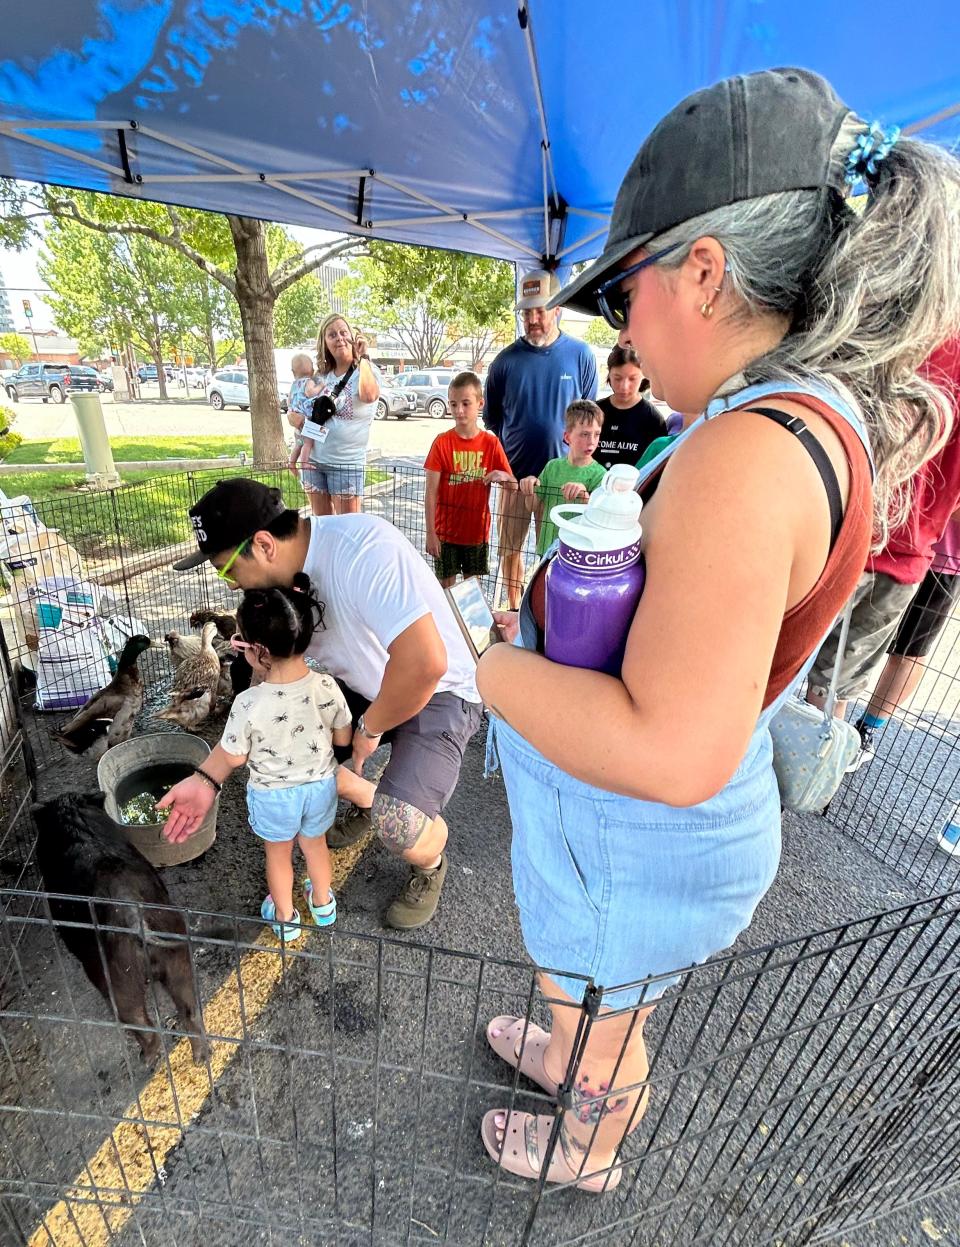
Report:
0,406,21,460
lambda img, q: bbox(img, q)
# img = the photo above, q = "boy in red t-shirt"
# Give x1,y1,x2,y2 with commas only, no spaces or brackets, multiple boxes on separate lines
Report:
424,372,515,587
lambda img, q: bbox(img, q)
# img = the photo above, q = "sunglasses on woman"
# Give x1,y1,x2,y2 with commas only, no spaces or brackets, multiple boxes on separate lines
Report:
594,242,682,329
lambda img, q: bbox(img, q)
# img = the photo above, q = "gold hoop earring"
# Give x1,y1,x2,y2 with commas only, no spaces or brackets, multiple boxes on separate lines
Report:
700,301,714,319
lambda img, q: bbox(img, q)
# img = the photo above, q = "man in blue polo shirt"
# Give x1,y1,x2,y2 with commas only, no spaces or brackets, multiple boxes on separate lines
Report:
484,270,598,608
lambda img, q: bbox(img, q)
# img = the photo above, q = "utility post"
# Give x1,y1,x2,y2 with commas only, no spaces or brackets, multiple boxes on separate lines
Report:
22,298,39,358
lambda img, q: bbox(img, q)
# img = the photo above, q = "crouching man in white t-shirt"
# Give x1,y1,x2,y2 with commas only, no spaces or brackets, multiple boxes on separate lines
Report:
166,478,483,930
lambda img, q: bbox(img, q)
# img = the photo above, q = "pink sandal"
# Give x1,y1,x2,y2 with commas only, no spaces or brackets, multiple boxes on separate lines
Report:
485,1015,559,1098
481,1109,621,1193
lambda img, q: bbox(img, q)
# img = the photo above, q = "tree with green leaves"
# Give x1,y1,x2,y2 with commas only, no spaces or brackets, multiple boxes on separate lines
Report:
179,274,243,371
0,333,32,366
582,317,620,350
0,182,363,462
337,242,514,367
39,216,199,398
269,227,328,348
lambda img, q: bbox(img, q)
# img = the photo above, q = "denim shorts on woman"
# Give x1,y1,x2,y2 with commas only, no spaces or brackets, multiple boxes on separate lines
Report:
246,776,338,843
300,464,326,494
307,464,366,498
492,719,782,1009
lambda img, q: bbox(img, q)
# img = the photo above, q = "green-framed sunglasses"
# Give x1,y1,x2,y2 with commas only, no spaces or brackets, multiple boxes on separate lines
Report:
215,538,250,587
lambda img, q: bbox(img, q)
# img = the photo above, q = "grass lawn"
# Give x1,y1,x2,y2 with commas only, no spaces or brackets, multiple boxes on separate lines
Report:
4,435,253,465
1,463,390,557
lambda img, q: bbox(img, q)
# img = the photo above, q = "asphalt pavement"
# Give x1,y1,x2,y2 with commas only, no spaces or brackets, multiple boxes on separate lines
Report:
4,392,960,1245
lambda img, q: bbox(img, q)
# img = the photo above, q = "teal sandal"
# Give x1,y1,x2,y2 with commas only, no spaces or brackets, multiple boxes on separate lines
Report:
304,880,337,927
260,895,303,943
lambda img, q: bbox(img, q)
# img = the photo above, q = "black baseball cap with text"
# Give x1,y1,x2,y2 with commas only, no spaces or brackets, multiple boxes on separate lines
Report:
172,478,287,570
551,68,854,316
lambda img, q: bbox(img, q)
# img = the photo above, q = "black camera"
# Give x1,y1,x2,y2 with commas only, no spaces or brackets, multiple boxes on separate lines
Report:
311,394,337,425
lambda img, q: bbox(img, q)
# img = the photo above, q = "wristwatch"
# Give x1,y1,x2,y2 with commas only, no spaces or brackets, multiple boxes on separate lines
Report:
357,713,382,740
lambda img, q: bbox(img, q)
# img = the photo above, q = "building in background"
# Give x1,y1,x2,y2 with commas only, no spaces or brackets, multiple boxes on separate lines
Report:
1,329,82,366
0,273,14,334
318,260,349,315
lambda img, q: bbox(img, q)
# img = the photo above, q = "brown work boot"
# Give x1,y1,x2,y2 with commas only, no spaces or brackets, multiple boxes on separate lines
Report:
385,853,448,930
327,804,372,850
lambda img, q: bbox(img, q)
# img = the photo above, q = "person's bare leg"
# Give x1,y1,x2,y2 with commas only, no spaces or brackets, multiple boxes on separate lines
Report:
488,973,653,1178
336,765,375,811
332,493,362,515
372,797,449,928
372,794,447,868
263,840,296,921
806,686,849,720
862,652,927,720
298,833,332,906
439,575,457,589
501,549,525,611
312,490,333,517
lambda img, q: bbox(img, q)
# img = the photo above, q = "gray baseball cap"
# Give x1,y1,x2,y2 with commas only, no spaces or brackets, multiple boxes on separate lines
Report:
551,68,854,316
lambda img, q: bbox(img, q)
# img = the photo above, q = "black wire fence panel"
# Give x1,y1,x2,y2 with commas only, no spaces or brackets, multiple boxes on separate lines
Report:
5,458,956,875
825,585,960,894
0,462,958,1245
2,462,545,774
2,890,960,1247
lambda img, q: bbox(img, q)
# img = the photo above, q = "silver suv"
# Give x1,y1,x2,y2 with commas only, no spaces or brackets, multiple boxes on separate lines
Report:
392,368,462,419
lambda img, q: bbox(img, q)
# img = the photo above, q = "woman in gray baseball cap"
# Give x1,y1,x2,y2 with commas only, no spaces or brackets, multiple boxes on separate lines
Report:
477,68,960,1190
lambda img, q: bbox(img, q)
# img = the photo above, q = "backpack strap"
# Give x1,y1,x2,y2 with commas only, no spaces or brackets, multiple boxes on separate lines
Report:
742,406,843,549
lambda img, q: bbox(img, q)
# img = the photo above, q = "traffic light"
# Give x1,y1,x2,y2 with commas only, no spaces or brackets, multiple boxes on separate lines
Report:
22,299,32,320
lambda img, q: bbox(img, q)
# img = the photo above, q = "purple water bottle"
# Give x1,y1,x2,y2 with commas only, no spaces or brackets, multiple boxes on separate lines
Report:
544,464,645,675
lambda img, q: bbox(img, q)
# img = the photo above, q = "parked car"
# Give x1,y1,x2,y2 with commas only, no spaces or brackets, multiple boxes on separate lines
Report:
68,365,109,393
392,369,461,418
205,369,290,412
176,367,207,389
137,363,175,383
94,369,115,393
375,381,417,420
206,368,250,411
4,362,99,404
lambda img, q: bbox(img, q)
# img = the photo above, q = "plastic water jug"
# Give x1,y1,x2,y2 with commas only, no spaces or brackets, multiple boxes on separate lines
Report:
544,464,645,674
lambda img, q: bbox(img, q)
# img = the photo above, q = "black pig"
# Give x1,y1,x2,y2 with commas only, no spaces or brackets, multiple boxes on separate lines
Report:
33,792,209,1065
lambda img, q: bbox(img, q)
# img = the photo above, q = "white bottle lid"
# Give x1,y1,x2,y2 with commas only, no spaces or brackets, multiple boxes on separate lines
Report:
551,465,643,553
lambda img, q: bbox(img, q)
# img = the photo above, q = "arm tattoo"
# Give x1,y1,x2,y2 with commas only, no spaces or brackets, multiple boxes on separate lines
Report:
371,793,431,853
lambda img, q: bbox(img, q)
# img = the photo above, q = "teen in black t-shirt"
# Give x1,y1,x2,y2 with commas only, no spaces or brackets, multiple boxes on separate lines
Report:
594,344,666,470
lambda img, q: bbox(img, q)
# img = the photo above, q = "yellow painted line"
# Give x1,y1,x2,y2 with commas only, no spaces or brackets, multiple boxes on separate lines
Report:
29,835,373,1247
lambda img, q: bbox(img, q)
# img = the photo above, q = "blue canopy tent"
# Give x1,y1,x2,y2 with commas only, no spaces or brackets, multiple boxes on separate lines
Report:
1,1,959,269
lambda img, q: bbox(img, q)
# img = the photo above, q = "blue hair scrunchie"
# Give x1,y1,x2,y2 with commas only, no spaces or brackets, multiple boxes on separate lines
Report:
844,121,901,190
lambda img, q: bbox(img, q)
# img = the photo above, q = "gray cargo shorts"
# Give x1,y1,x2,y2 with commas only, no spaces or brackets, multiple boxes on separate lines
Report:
808,571,919,702
335,685,483,819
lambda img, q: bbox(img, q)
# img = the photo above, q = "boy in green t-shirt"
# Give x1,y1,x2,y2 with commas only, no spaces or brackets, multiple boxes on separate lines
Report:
520,399,606,556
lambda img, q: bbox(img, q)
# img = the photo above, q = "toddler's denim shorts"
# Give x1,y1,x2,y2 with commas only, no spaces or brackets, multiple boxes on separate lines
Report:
247,776,338,843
